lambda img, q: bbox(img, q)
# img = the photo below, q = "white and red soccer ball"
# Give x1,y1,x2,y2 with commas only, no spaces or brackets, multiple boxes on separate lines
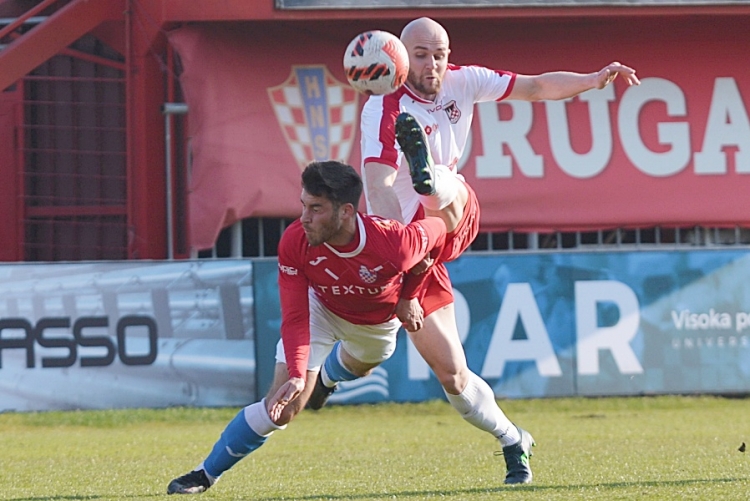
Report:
343,30,409,96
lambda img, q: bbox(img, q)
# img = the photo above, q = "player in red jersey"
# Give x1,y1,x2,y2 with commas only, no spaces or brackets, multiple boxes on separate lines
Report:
167,160,446,495
356,17,640,484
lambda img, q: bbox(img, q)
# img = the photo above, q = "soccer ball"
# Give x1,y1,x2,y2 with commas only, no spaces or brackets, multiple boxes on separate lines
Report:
343,30,409,96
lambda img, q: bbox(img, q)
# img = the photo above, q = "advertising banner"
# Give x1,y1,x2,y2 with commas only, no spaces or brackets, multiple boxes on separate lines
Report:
449,250,750,398
253,249,750,403
0,261,255,412
5,250,749,411
169,19,750,250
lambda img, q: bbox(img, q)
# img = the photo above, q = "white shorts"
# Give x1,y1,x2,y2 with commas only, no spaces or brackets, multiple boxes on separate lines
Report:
275,289,401,371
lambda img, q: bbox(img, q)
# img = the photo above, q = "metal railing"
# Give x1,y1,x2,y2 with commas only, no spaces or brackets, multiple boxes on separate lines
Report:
199,219,750,259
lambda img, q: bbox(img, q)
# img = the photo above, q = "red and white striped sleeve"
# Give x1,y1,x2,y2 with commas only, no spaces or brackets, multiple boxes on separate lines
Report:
360,89,408,170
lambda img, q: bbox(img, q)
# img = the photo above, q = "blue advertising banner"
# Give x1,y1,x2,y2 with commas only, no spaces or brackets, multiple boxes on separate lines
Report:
447,250,750,398
253,249,750,404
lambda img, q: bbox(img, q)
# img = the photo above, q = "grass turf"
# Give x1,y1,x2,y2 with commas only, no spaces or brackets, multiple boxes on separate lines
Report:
0,395,748,500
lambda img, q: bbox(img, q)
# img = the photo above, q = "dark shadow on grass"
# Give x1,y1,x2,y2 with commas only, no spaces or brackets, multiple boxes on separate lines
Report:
9,495,163,500
7,478,746,501
250,477,747,501
10,495,108,501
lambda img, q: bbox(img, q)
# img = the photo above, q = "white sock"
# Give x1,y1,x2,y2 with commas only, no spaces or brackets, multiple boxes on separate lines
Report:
320,364,336,387
418,164,459,211
444,372,521,447
245,399,287,435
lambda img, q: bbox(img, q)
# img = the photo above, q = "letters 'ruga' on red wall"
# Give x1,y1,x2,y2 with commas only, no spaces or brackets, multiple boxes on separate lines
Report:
169,19,750,251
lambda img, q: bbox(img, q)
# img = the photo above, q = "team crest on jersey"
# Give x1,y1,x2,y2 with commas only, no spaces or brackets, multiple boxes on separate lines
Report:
359,265,381,284
443,100,461,124
268,65,360,169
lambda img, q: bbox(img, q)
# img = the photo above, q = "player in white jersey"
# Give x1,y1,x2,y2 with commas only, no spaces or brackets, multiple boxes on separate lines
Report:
356,17,640,484
167,161,446,495
362,63,514,226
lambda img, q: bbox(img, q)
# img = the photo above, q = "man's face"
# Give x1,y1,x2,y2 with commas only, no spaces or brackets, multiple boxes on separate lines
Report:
405,40,450,100
299,189,343,246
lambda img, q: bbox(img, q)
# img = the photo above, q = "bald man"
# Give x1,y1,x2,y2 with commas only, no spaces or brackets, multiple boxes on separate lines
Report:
313,17,640,485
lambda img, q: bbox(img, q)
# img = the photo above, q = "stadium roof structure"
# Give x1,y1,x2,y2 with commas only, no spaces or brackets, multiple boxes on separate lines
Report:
1,0,747,89
0,0,748,260
276,0,750,6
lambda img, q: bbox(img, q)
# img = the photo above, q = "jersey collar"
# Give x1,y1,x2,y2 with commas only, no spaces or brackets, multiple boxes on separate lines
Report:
402,84,435,104
323,213,366,258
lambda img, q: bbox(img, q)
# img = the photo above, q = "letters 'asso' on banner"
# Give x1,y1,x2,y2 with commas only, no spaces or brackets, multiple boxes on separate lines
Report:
0,261,255,412
168,20,750,250
255,249,750,404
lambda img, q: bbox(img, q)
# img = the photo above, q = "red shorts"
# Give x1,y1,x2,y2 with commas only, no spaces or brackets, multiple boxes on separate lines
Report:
439,181,480,262
415,181,480,316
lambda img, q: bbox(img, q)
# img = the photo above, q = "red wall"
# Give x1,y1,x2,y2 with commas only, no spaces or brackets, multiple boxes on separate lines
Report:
171,14,750,248
0,86,20,261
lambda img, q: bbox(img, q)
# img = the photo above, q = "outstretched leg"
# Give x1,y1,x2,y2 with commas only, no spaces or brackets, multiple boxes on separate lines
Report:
408,304,535,484
395,112,468,233
167,365,317,495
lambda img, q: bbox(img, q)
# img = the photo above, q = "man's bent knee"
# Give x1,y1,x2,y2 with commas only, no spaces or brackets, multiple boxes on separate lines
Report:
435,367,471,395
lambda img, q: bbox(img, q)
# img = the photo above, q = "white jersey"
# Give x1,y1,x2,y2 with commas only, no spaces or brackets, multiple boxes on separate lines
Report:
360,63,516,223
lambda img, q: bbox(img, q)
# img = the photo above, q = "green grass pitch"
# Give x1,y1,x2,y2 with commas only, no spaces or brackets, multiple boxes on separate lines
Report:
0,395,748,500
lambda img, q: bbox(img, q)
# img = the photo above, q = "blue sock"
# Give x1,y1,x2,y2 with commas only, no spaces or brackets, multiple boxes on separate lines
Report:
321,342,359,386
203,404,271,478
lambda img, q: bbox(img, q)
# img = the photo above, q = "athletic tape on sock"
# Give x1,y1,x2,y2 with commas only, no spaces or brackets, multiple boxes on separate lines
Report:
245,399,286,436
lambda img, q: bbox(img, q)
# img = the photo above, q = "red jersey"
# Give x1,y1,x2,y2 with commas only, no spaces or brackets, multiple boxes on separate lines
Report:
277,213,446,379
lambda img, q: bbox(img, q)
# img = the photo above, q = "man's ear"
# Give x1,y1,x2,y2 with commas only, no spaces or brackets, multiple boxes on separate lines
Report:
340,203,356,219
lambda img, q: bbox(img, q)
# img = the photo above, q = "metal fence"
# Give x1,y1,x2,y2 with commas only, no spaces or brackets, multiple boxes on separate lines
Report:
199,219,750,259
17,35,128,261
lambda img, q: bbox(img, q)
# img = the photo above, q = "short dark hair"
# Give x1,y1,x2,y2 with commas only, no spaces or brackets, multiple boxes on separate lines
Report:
301,161,362,208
